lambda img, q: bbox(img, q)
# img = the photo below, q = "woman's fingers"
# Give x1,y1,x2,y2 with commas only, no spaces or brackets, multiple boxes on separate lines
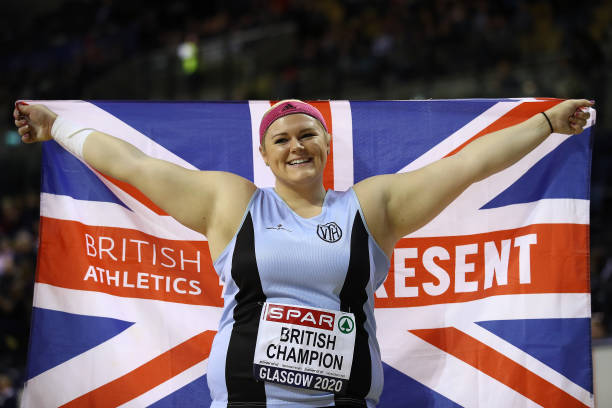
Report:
573,110,589,120
12,102,57,143
14,103,31,141
571,124,585,134
17,124,31,140
569,114,586,126
569,115,587,134
569,105,592,134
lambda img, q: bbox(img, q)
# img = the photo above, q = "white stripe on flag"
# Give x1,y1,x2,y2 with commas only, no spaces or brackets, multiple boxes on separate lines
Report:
457,321,593,406
398,101,595,174
36,101,209,241
405,124,591,237
24,284,221,408
24,323,189,408
32,283,222,323
399,101,522,173
383,329,545,408
249,100,276,188
450,132,573,211
90,166,205,239
33,100,197,169
118,359,209,408
330,100,354,191
40,193,205,241
408,198,589,238
374,293,591,332
376,294,592,407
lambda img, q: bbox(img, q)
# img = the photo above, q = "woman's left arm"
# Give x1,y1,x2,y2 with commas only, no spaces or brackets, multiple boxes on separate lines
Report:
354,99,593,256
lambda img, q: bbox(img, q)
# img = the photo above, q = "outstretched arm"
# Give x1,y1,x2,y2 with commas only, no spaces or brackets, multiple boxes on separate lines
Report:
354,99,593,256
14,103,256,257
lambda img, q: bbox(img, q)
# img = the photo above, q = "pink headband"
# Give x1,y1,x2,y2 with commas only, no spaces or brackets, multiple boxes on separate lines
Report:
259,100,328,143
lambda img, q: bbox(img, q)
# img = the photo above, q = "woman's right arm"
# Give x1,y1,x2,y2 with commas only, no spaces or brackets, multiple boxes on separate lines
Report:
14,103,256,247
80,129,256,238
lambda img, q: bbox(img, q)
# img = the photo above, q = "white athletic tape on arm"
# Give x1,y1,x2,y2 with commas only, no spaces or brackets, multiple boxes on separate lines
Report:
51,115,95,158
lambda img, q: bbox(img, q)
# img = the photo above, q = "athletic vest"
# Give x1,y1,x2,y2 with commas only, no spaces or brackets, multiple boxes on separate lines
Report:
208,187,390,407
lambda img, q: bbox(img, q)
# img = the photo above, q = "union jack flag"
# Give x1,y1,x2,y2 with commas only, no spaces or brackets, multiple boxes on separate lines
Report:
23,99,595,407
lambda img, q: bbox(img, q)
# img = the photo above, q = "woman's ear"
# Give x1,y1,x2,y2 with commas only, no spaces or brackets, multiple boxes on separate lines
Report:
259,144,269,166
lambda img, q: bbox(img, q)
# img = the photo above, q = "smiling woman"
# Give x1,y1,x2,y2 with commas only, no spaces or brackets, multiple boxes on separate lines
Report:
257,101,332,219
13,98,592,407
261,114,330,214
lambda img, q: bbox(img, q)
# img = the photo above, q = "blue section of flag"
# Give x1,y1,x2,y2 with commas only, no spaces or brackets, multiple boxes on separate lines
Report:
148,375,212,407
380,363,462,407
90,101,254,180
477,318,593,392
350,100,497,182
26,307,134,380
41,141,128,207
481,129,592,208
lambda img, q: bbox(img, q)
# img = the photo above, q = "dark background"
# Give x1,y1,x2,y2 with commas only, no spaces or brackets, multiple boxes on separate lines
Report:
1,1,610,406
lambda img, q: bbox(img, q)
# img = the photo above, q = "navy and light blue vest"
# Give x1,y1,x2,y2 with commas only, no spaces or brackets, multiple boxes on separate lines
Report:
208,187,390,407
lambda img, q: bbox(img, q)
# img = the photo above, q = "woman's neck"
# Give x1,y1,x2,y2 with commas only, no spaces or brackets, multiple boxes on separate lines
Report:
274,181,327,217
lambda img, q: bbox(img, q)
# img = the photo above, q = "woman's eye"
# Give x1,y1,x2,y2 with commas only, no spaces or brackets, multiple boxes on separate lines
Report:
301,133,314,139
274,138,288,144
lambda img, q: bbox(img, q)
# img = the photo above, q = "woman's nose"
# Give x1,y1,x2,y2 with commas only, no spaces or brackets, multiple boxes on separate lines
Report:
289,138,304,151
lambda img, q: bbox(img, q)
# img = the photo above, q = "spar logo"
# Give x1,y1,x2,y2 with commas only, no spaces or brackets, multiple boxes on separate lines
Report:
265,304,335,331
317,222,342,243
337,316,354,334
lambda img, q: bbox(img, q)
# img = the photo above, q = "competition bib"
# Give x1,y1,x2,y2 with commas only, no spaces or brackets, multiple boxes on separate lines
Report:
253,302,356,394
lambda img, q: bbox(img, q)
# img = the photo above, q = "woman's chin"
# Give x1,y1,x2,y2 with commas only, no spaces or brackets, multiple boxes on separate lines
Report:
279,173,321,188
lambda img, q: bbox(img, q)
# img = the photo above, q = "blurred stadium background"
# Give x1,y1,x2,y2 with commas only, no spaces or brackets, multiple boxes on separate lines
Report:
1,1,611,406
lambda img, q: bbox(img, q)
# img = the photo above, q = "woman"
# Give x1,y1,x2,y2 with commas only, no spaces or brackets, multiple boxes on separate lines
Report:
14,99,591,407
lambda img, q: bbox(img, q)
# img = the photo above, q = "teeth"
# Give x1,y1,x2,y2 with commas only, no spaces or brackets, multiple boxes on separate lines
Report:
289,159,309,165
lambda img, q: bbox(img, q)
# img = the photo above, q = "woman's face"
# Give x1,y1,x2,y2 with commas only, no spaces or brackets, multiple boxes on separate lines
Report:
259,113,330,188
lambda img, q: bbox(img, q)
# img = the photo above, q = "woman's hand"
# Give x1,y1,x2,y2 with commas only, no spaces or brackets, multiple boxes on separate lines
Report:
13,102,57,143
544,99,593,135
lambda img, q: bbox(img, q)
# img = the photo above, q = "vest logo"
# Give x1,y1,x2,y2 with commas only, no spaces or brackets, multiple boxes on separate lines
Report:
266,224,292,232
317,222,342,243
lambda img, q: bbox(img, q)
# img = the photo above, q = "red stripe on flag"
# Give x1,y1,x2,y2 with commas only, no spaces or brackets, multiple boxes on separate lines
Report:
309,101,334,190
97,171,169,216
60,330,216,408
36,217,222,306
446,100,563,157
375,223,589,308
410,327,588,407
269,100,334,190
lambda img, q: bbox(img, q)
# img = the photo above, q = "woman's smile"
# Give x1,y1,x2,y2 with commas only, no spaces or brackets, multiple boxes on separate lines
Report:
260,113,330,187
287,157,313,166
